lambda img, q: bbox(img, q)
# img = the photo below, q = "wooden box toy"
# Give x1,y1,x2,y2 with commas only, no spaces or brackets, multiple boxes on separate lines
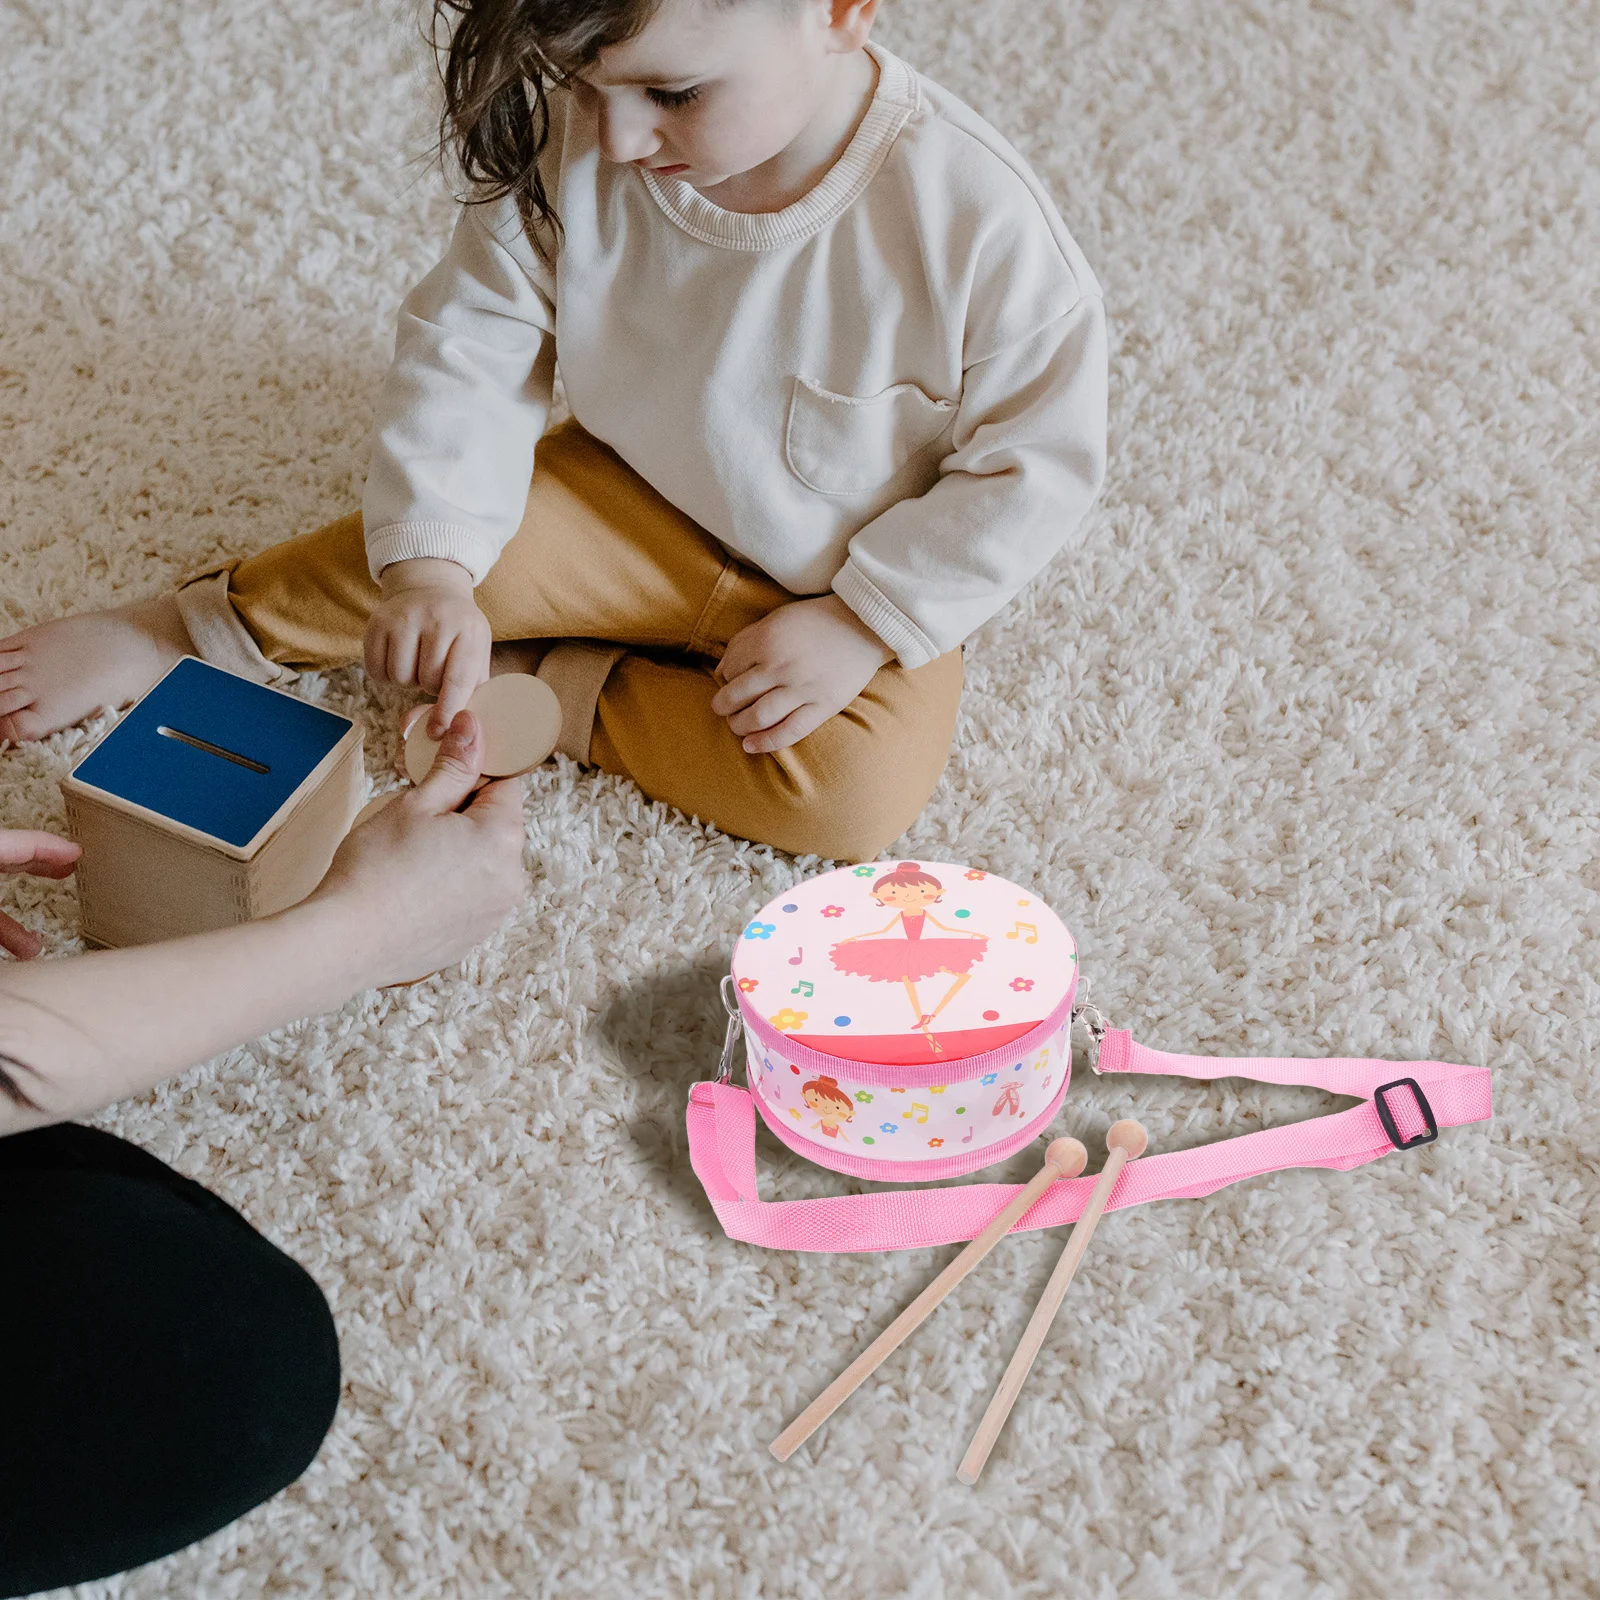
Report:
61,657,364,948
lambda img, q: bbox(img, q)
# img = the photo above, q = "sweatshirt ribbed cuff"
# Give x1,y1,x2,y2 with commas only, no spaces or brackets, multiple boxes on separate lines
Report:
364,522,501,586
832,559,941,670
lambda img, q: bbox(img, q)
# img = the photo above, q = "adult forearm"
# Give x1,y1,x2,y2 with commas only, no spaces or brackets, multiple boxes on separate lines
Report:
0,898,374,1135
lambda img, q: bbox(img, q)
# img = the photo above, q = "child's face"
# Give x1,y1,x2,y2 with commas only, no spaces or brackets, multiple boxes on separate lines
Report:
573,0,865,189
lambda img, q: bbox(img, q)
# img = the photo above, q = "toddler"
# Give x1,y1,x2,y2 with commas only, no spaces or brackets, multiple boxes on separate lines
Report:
0,0,1107,860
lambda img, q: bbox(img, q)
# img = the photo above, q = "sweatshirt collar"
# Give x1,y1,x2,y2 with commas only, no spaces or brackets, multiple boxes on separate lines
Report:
639,42,917,251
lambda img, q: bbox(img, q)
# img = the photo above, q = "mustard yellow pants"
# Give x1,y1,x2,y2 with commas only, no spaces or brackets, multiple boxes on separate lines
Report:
174,421,963,860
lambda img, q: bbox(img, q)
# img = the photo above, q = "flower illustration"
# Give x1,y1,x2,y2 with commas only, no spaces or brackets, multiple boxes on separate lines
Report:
928,1137,945,1148
744,921,776,941
738,977,759,993
769,1008,808,1032
980,1072,998,1086
965,869,987,881
1010,977,1035,993
821,905,845,919
852,865,877,877
878,1122,900,1135
854,1090,874,1104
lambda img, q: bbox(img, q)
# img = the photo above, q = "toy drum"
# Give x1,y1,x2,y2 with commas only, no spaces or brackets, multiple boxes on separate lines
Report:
729,860,1078,1181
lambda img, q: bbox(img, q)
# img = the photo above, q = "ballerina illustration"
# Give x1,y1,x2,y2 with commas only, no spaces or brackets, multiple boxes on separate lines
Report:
801,1075,856,1142
829,863,988,1053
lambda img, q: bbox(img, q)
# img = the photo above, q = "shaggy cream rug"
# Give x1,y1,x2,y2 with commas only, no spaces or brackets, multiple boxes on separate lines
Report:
2,0,1596,1594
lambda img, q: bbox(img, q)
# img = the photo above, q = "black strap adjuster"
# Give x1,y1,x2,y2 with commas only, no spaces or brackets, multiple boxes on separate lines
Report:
1373,1078,1439,1151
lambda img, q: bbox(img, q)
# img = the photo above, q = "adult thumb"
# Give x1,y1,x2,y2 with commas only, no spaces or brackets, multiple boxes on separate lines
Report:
411,709,485,814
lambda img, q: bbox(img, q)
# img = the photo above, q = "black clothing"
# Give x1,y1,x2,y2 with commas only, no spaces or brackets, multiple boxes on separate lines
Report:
0,1123,338,1596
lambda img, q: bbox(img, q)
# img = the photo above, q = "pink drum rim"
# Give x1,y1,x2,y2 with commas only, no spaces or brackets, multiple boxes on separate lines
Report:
737,974,1077,1090
750,1066,1074,1182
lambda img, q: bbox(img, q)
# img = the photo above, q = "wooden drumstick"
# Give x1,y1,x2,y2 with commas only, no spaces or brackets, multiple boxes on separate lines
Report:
957,1118,1148,1485
769,1137,1089,1463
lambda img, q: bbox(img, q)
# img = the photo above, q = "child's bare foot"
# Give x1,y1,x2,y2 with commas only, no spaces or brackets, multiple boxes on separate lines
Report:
0,595,195,743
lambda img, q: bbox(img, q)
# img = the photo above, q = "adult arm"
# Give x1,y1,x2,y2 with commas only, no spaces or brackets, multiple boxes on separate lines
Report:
0,712,525,1136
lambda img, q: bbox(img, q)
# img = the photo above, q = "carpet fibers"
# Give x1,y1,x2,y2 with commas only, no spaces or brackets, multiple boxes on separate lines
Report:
1,0,1596,1594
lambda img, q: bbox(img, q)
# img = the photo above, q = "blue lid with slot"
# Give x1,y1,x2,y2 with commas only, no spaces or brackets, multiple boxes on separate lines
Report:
69,658,354,852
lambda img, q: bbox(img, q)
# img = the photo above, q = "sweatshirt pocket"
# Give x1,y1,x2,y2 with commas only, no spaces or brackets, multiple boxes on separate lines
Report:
784,377,956,497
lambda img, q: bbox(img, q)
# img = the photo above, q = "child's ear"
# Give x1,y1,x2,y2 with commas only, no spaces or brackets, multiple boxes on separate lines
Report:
825,0,879,53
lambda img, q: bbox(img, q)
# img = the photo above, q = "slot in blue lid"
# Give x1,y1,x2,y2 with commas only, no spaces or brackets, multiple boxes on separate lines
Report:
70,659,354,851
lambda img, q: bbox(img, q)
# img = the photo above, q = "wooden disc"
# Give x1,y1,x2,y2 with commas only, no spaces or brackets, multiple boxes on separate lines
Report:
404,674,562,787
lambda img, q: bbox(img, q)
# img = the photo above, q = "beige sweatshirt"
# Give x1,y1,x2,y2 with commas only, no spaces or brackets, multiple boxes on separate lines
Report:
363,41,1108,670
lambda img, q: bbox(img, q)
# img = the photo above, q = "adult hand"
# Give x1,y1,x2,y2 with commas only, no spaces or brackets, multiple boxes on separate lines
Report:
307,709,526,989
711,594,893,754
0,830,82,959
0,715,525,1135
364,558,493,740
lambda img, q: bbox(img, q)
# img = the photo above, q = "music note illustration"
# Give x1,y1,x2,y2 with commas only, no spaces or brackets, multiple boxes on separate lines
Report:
1006,921,1039,944
961,1126,975,1144
901,1102,930,1124
791,979,814,997
788,947,804,966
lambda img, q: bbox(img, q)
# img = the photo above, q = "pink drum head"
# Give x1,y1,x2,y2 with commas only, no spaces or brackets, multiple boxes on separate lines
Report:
732,860,1076,1067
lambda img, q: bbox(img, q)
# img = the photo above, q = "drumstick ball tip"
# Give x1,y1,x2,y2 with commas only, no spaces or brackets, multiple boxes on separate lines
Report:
1105,1119,1148,1157
1044,1138,1089,1177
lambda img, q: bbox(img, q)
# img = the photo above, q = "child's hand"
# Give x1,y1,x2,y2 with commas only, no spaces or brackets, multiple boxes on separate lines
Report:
712,595,893,754
365,558,492,739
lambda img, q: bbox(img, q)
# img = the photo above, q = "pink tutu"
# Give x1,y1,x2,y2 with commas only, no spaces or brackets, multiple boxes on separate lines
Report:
829,936,988,985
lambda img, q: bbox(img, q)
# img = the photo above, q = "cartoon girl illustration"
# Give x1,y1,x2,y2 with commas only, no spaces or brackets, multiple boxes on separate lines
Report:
829,863,988,1053
801,1075,856,1142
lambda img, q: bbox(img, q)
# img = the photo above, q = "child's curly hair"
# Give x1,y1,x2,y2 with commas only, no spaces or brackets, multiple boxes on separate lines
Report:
431,0,774,257
431,0,637,255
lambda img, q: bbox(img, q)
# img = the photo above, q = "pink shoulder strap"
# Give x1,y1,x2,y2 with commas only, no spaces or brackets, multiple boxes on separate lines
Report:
685,1028,1493,1253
